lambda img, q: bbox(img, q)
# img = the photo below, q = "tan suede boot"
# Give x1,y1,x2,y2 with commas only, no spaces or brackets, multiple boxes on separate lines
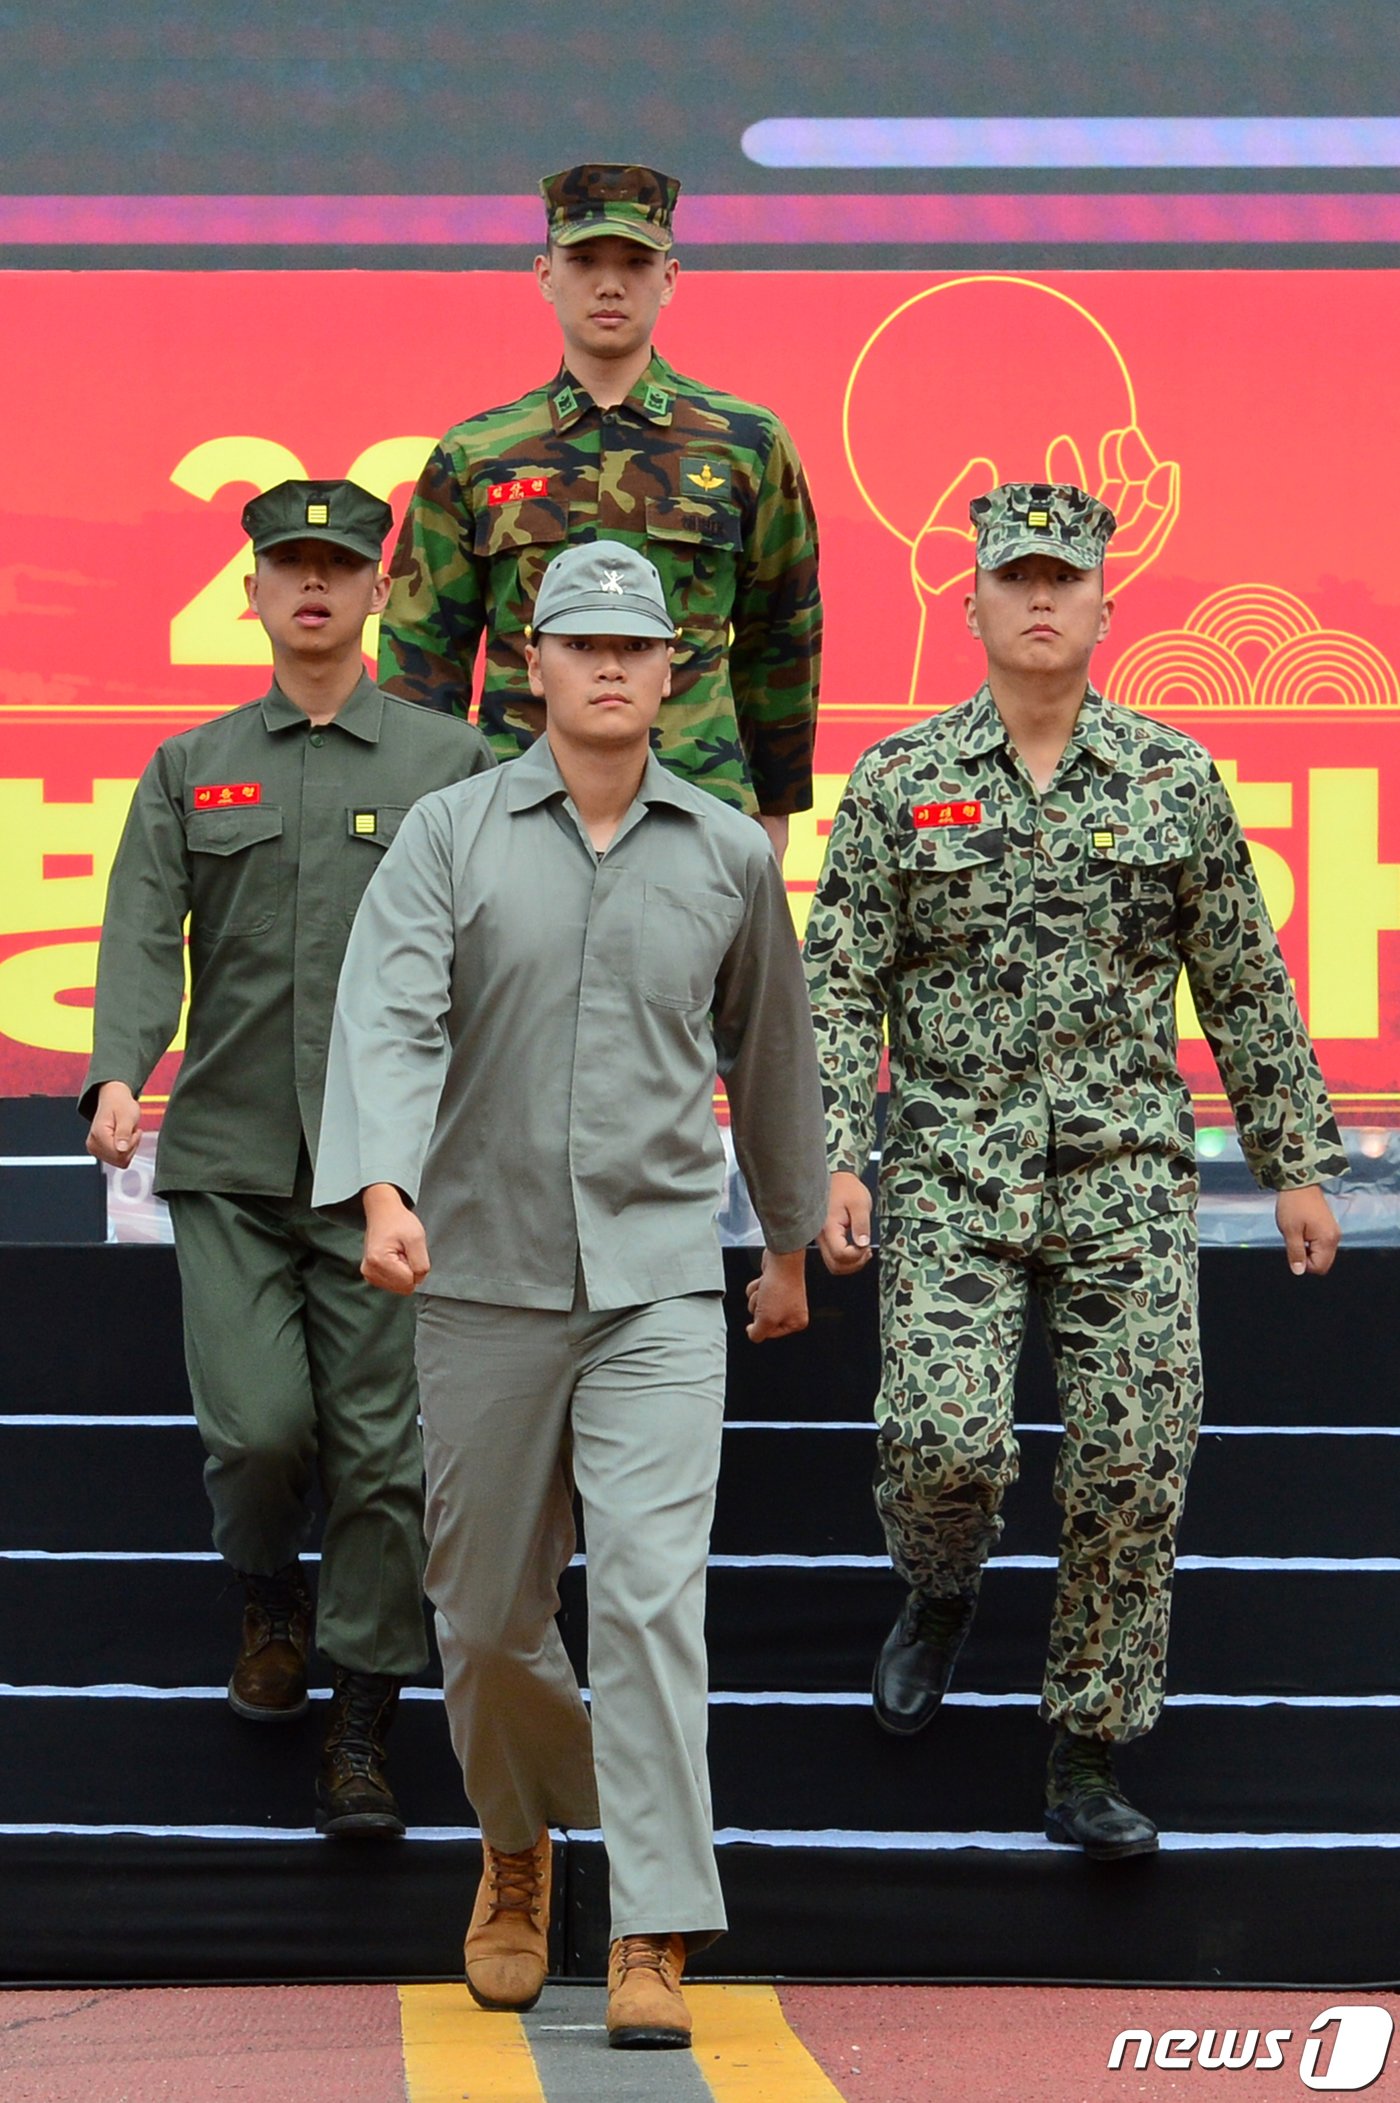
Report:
606,1933,691,2049
464,1830,552,2011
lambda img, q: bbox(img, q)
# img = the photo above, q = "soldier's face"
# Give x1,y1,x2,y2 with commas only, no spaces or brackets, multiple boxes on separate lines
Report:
245,540,389,658
965,554,1113,677
526,632,673,752
534,236,679,362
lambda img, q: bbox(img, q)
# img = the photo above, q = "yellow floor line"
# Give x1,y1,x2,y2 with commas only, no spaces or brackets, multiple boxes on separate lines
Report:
689,1984,848,2102
399,1983,547,2103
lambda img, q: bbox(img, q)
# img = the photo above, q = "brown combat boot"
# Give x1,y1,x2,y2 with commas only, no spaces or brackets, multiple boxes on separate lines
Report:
227,1563,311,1721
314,1668,405,1838
464,1829,552,2011
606,1933,691,2049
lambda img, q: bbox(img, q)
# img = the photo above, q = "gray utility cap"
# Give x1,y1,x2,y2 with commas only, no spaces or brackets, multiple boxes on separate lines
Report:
530,539,677,639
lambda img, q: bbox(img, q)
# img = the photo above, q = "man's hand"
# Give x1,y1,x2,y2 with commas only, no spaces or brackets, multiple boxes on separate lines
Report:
744,1247,809,1341
818,1171,873,1275
86,1081,141,1169
1275,1185,1341,1277
361,1181,431,1295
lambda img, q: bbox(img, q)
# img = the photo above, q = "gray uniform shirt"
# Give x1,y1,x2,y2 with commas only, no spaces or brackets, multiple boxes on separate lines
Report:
314,735,829,1310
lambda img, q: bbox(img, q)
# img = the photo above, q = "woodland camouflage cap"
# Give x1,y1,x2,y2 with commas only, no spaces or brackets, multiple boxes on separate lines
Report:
540,163,680,250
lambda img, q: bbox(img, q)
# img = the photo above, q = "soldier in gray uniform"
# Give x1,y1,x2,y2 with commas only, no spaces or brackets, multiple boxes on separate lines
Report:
82,480,493,1836
316,542,829,2046
804,482,1345,1857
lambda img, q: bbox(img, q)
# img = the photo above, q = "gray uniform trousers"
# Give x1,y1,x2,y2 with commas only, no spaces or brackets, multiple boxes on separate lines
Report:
166,1154,430,1680
416,1286,728,1950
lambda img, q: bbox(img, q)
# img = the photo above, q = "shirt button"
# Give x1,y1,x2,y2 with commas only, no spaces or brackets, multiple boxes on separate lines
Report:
309,732,324,747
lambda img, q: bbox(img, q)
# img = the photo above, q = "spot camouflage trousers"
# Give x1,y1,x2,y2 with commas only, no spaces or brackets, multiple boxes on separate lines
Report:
874,1210,1201,1742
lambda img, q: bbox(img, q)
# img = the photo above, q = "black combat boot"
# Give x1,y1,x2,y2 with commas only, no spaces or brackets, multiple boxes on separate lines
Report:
1044,1724,1159,1860
871,1588,978,1735
315,1667,406,1838
228,1562,312,1721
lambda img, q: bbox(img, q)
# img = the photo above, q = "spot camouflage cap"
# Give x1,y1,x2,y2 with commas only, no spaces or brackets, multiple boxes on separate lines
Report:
530,540,677,639
969,482,1118,571
540,163,680,251
242,479,393,562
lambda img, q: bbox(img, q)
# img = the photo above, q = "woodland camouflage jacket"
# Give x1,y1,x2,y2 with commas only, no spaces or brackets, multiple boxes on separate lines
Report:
377,353,821,816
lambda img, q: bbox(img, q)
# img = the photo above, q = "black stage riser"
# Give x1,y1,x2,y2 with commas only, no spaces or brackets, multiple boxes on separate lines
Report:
4,1421,1397,1562
4,1246,1398,1431
2,1837,1395,1990
6,1563,1400,1701
5,1701,1397,1834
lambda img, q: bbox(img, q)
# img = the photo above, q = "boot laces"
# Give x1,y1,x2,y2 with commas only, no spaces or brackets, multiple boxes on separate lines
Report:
616,1934,676,1978
328,1676,391,1775
908,1593,971,1646
1057,1732,1116,1797
243,1570,306,1645
488,1843,544,1918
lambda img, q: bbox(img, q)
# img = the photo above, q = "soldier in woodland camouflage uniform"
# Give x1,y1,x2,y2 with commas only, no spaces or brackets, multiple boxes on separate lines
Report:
804,482,1345,1858
378,163,821,862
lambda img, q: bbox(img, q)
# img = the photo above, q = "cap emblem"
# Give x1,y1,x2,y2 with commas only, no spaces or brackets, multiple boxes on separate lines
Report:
1026,508,1050,528
305,502,329,526
599,567,625,595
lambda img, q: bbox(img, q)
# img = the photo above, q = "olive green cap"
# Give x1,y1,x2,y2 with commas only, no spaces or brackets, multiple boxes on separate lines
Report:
540,163,680,251
243,479,393,562
530,540,676,639
969,482,1117,570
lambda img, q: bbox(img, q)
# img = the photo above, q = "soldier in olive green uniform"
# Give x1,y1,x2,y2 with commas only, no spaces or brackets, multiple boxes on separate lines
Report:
82,480,494,1836
805,482,1345,1857
378,162,821,861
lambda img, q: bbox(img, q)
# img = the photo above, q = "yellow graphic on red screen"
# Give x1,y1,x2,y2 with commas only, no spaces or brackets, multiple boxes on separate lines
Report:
1107,583,1400,1047
842,276,1181,710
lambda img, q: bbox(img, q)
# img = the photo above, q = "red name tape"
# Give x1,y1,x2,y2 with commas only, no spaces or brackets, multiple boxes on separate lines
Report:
194,782,262,808
913,800,982,829
488,476,548,506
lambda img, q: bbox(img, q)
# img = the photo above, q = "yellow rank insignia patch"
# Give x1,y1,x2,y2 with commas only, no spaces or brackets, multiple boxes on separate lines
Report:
305,502,330,526
353,811,377,835
680,457,731,499
1027,508,1050,528
1091,829,1115,850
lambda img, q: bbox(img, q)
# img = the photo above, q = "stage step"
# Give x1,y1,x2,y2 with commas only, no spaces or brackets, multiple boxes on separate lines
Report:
2,1244,1397,1985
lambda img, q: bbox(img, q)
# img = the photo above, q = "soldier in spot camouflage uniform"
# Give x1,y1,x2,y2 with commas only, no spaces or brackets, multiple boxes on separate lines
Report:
805,481,1345,1858
378,163,821,852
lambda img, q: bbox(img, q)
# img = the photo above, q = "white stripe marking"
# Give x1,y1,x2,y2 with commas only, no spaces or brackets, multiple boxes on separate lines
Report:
7,1416,1393,1436
2,1548,1396,1573
2,1822,1397,1853
3,1684,1397,1710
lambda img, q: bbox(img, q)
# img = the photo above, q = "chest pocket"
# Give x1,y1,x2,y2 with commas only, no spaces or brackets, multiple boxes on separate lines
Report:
1081,827,1188,952
899,827,1006,958
184,805,285,939
639,881,746,1011
475,492,569,556
341,805,410,921
644,498,743,629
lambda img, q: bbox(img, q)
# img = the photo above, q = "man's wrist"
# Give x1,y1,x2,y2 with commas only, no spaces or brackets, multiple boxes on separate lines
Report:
764,1245,808,1268
362,1181,411,1216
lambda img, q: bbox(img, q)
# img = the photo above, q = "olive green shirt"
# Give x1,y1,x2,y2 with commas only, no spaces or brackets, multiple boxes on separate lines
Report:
81,674,494,1196
314,736,830,1310
804,684,1348,1248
